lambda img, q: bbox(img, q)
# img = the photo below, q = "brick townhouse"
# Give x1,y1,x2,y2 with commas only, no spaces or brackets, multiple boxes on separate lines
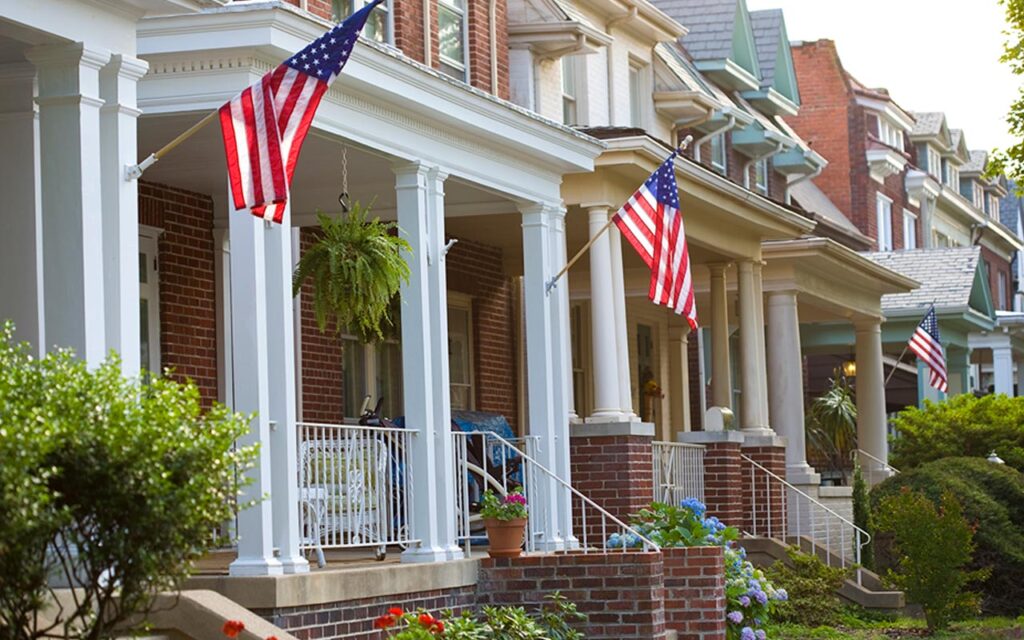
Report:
788,39,1024,407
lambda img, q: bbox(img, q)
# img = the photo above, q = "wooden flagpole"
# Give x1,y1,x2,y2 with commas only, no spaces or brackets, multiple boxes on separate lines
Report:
883,301,937,387
125,110,219,181
545,134,693,292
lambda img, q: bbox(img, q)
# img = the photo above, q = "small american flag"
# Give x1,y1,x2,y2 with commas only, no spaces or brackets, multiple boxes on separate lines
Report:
613,151,697,329
218,0,382,223
908,306,947,393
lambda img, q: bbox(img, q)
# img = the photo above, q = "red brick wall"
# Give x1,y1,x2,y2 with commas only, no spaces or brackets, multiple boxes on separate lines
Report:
479,552,668,640
702,441,743,528
298,228,346,424
138,181,219,407
982,245,1013,310
741,445,786,537
569,434,655,541
663,546,727,640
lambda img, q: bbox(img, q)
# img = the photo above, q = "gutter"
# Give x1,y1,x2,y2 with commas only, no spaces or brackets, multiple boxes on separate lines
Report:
693,114,736,163
785,162,824,205
742,140,784,190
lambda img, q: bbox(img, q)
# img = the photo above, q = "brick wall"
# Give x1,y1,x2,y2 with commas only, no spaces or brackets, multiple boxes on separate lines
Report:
740,445,786,536
252,585,478,640
298,228,346,424
663,546,727,640
138,181,219,406
702,441,744,527
981,245,1013,311
479,552,668,640
569,434,655,541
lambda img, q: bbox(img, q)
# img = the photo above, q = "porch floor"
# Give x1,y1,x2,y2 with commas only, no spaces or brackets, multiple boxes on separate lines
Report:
194,545,493,575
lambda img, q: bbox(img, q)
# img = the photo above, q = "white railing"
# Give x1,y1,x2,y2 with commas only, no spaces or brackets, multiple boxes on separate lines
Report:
652,441,706,505
453,430,659,557
742,454,870,585
852,449,899,483
297,422,417,566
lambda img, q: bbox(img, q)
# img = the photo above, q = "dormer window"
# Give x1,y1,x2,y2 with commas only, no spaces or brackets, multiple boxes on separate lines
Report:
927,147,943,179
877,118,904,151
710,134,727,175
942,160,959,189
973,183,984,210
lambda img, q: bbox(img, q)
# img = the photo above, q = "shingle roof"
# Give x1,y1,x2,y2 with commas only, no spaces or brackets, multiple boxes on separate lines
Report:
862,247,980,312
1000,181,1022,234
653,0,739,62
910,112,944,137
750,9,781,89
951,129,964,150
962,150,987,174
789,180,859,234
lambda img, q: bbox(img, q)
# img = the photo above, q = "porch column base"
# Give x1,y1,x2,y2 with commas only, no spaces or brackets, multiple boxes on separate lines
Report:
228,557,284,577
677,430,744,527
400,546,457,564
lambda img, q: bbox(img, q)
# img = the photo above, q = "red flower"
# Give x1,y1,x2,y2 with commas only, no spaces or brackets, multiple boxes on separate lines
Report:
388,607,404,617
222,620,245,638
418,613,435,627
266,637,279,640
374,614,397,630
431,620,445,634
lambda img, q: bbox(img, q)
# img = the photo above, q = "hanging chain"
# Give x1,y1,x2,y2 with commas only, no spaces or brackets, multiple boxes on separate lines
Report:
338,145,351,212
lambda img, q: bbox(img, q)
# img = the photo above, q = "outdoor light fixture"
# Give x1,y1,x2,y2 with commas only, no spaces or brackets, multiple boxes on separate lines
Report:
987,451,1006,464
842,360,857,377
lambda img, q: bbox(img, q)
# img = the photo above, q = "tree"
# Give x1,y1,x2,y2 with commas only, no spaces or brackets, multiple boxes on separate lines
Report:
986,0,1024,186
0,324,256,640
292,204,411,344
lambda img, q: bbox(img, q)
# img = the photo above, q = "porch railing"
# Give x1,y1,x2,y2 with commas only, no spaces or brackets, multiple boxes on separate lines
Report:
297,422,417,566
852,449,900,481
742,454,870,585
652,441,706,505
453,430,659,557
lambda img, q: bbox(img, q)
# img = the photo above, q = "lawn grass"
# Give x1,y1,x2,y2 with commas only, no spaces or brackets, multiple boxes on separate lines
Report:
769,616,1024,639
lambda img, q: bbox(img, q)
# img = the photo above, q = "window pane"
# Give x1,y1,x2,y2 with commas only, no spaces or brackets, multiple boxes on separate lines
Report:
364,6,388,43
636,324,655,422
438,5,465,70
448,307,470,385
342,338,368,418
629,66,641,128
331,0,351,21
376,341,403,418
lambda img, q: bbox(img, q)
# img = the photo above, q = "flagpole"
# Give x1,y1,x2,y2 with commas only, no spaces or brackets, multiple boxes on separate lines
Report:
125,110,219,181
883,300,937,387
546,134,693,292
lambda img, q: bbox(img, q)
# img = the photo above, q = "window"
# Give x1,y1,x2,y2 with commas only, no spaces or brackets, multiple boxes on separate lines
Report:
928,146,943,179
973,183,985,210
562,56,578,125
636,324,656,422
878,118,904,151
139,230,161,375
570,303,587,416
754,158,769,195
342,336,403,419
438,0,467,80
448,296,474,410
903,209,917,250
999,271,1009,310
989,195,1000,219
710,134,727,175
942,160,959,189
876,194,893,251
332,0,392,44
628,64,643,128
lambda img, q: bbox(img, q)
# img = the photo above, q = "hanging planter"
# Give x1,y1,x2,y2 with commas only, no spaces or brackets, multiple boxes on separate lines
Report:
292,203,410,343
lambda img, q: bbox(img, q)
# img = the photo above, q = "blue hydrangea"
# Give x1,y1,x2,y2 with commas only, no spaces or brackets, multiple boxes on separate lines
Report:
680,497,707,516
755,630,767,640
753,590,768,605
727,611,743,624
774,588,788,602
607,533,622,548
738,595,751,607
740,627,756,640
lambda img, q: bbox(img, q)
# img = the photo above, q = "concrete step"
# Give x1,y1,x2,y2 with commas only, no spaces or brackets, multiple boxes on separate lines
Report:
741,536,905,612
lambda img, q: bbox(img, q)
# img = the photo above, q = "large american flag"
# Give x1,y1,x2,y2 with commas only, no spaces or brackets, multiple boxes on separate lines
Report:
612,151,697,329
908,306,947,393
218,0,382,224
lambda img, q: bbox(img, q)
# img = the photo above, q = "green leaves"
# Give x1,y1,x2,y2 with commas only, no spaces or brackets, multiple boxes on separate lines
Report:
292,204,411,343
806,374,857,480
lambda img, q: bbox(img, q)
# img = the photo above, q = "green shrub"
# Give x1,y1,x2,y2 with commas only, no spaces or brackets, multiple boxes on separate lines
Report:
764,548,851,626
889,394,1024,473
871,457,1024,615
375,594,585,640
851,464,874,570
0,323,256,640
874,489,989,631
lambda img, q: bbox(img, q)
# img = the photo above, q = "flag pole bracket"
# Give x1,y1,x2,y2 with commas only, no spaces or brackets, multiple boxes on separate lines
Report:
125,153,158,182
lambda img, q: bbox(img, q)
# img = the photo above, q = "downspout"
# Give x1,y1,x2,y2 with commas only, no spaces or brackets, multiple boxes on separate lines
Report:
742,140,784,190
423,0,432,67
489,0,498,94
693,114,735,163
785,163,823,205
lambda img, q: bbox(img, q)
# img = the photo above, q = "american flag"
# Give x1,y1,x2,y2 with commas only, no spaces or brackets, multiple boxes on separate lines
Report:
908,306,947,393
218,0,382,223
612,151,697,330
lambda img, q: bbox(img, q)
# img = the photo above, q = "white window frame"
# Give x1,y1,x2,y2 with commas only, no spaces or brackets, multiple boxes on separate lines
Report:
876,194,893,251
973,183,985,210
561,55,579,125
928,146,943,179
878,118,903,151
628,61,645,129
999,270,1009,310
710,133,727,175
902,209,917,250
438,0,469,81
331,0,394,44
943,160,959,189
447,292,475,411
754,158,769,195
139,227,162,375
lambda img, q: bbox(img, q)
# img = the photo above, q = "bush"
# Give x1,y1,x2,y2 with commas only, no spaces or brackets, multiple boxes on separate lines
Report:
871,457,1024,615
764,548,851,626
851,464,874,571
874,489,989,631
0,324,256,640
889,394,1024,473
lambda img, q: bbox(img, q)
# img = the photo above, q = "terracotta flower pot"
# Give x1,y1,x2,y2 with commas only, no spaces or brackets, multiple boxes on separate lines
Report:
483,517,527,558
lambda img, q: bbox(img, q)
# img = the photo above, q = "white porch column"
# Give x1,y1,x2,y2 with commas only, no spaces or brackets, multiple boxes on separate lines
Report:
28,43,110,364
263,206,309,574
586,206,625,420
708,264,732,409
752,262,771,424
213,226,233,406
609,224,637,419
395,162,461,562
993,344,1014,396
737,261,770,434
227,209,281,576
99,54,147,374
766,290,818,484
521,202,566,551
548,205,576,547
855,318,889,485
667,325,691,438
0,63,44,353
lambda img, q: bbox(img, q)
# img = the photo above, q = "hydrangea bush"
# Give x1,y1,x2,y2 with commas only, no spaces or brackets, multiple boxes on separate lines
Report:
609,498,787,640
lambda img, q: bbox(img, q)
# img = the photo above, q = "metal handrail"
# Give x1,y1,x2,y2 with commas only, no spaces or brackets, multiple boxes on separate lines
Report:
851,449,900,474
652,441,706,504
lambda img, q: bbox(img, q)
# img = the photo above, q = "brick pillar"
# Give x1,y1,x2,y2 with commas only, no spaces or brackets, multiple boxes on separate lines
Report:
570,422,655,545
677,431,745,529
663,547,727,640
741,435,788,539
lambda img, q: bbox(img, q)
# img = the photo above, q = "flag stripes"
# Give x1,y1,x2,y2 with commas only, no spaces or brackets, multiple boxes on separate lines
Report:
907,306,947,393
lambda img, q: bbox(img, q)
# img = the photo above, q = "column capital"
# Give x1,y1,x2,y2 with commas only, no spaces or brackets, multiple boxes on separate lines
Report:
26,42,110,73
391,159,434,180
104,54,149,82
707,262,731,276
766,289,799,306
519,201,562,226
853,316,883,333
579,201,615,213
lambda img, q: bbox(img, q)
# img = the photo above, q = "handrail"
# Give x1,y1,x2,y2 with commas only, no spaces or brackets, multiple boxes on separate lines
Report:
852,449,900,474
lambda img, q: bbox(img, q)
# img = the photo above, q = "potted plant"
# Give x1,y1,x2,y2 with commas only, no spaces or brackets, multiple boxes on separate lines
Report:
480,488,528,558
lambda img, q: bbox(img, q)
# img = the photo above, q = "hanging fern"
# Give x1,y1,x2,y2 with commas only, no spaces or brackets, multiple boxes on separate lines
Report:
292,203,411,343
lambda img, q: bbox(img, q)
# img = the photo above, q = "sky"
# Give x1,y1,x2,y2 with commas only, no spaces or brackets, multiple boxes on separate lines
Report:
744,0,1019,151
